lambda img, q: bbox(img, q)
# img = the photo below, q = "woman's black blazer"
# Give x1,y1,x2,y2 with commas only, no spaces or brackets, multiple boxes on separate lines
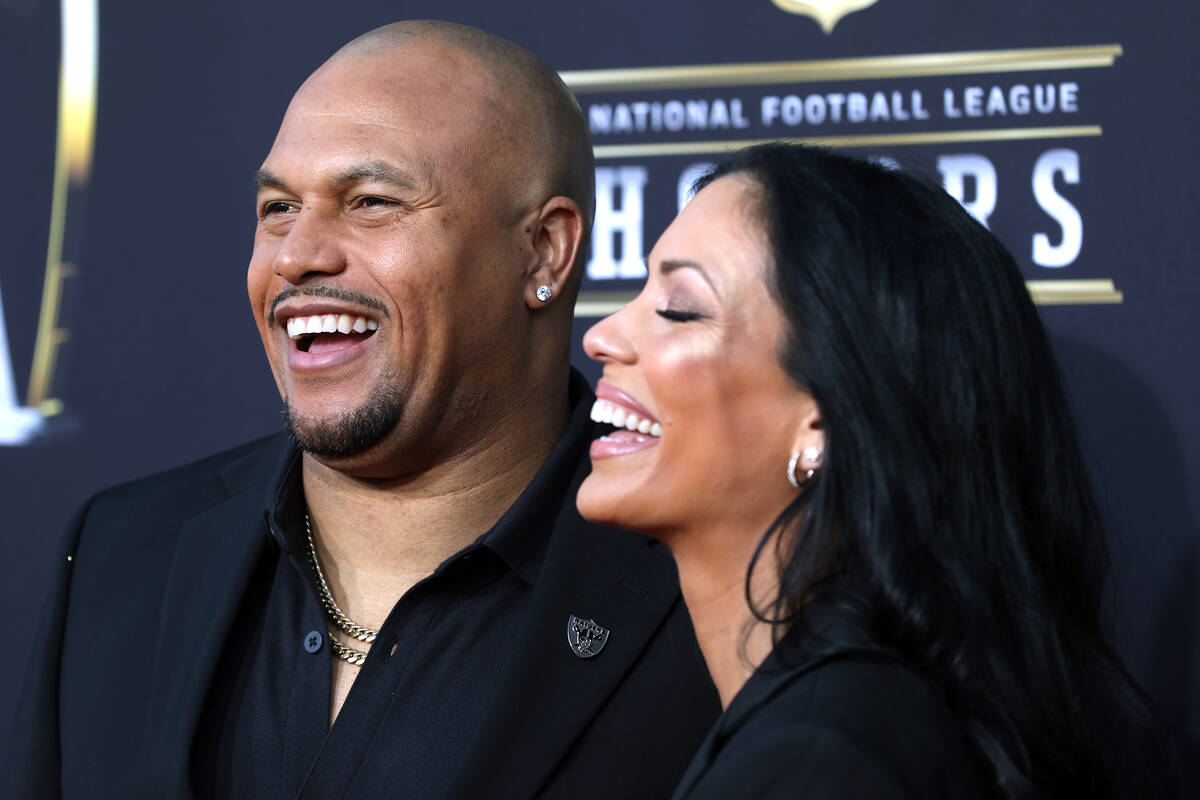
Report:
672,604,994,799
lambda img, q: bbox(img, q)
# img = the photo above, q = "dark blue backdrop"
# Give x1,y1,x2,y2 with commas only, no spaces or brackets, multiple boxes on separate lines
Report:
1,0,1196,789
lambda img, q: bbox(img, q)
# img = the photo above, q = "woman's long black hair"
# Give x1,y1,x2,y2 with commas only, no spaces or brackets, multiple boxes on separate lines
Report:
696,144,1174,798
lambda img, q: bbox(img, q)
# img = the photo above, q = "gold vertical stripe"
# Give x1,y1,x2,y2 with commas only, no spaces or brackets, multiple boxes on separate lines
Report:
62,0,99,180
27,0,98,409
26,69,72,407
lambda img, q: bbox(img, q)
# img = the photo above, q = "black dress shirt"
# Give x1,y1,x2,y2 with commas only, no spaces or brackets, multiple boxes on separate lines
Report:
194,377,601,798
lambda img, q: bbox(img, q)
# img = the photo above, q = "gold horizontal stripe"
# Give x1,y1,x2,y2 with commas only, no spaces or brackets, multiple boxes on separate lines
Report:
1026,279,1123,304
592,125,1102,159
562,45,1122,93
575,279,1121,317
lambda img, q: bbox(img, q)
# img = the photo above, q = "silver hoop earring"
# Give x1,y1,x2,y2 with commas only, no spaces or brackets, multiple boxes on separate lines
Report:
786,453,803,487
535,285,553,302
787,445,822,488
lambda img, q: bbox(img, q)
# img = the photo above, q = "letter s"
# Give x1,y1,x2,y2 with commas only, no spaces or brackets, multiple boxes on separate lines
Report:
1031,149,1082,268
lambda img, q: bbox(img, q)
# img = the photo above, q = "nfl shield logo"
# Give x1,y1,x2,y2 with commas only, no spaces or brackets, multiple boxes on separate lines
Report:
769,0,880,33
567,615,610,658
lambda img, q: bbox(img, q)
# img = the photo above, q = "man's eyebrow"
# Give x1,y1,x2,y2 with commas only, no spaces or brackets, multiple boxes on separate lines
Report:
329,161,421,191
254,168,286,192
253,161,422,194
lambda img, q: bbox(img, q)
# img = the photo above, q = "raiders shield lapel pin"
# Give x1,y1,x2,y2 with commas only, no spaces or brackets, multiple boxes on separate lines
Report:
567,614,610,658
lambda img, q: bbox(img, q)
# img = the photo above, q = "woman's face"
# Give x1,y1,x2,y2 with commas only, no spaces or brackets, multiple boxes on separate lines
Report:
577,175,819,544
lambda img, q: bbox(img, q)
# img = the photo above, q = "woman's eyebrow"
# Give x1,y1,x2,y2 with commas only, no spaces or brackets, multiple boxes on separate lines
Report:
658,258,719,296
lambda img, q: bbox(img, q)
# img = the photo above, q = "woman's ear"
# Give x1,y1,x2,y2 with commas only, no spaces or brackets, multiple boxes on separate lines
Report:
787,397,824,487
524,195,585,309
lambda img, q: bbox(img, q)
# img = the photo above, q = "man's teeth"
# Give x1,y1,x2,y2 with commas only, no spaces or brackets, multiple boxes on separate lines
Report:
589,399,662,437
286,314,379,339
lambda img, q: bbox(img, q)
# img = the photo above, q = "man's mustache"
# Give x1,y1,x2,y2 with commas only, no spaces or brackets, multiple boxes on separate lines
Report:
268,286,390,324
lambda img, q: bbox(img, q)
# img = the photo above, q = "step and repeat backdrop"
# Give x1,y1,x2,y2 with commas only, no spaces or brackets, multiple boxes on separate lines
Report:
2,0,1196,781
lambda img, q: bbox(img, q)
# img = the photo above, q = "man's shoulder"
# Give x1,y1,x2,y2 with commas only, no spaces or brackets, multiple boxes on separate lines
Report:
85,431,291,529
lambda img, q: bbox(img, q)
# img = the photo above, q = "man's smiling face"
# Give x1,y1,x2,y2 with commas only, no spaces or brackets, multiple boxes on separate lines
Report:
247,42,539,476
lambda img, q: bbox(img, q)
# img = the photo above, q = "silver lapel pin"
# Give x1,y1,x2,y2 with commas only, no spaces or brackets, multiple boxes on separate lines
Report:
567,614,610,658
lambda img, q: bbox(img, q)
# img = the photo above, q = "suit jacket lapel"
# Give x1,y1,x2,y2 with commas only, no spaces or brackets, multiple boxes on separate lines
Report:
139,447,281,796
448,499,684,799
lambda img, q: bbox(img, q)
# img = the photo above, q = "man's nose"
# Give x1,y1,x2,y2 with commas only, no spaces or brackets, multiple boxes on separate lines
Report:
272,207,346,283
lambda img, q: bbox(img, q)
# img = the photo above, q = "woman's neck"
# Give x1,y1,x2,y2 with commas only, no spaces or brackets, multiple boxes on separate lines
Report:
668,527,782,709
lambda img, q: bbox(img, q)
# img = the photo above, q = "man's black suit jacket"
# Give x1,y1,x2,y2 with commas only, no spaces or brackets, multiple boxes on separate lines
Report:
3,432,720,799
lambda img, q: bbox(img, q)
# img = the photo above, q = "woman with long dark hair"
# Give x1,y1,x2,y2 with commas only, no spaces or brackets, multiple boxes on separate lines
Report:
577,143,1174,798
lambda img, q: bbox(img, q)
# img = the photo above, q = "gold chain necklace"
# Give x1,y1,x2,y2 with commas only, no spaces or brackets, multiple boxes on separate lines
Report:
305,511,377,667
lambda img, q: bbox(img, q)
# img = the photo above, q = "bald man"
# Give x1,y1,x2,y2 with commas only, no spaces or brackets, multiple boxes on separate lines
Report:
3,22,718,799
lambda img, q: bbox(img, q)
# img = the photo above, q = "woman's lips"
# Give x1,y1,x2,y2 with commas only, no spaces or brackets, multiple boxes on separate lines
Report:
589,429,660,460
589,381,663,459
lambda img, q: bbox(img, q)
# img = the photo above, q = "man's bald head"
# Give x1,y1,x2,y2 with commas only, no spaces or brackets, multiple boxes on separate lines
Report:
324,21,594,273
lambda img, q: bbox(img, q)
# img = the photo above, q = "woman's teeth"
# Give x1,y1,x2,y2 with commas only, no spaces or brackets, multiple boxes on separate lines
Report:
589,399,662,437
285,313,379,339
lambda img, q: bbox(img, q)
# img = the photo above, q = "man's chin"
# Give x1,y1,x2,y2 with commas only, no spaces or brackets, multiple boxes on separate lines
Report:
282,391,403,461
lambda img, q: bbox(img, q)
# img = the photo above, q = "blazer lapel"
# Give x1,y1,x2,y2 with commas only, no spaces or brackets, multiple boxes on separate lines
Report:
448,502,684,799
139,486,269,796
671,600,878,797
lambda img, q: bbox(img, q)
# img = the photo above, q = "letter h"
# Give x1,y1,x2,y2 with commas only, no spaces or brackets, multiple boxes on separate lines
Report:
587,166,649,280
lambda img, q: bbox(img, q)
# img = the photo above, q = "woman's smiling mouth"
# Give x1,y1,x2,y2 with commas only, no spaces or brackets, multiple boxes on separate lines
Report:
589,381,663,459
589,398,663,437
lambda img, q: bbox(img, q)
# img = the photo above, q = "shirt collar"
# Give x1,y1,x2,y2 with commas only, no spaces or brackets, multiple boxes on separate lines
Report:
264,444,304,557
480,368,595,584
262,368,596,586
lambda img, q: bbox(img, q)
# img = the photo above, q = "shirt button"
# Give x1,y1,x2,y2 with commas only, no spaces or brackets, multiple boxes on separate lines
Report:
304,630,323,654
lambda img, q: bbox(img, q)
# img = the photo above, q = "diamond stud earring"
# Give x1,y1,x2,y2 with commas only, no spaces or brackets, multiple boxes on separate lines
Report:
535,285,553,302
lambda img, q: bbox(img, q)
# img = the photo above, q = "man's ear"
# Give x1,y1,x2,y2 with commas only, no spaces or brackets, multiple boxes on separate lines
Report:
524,195,584,308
